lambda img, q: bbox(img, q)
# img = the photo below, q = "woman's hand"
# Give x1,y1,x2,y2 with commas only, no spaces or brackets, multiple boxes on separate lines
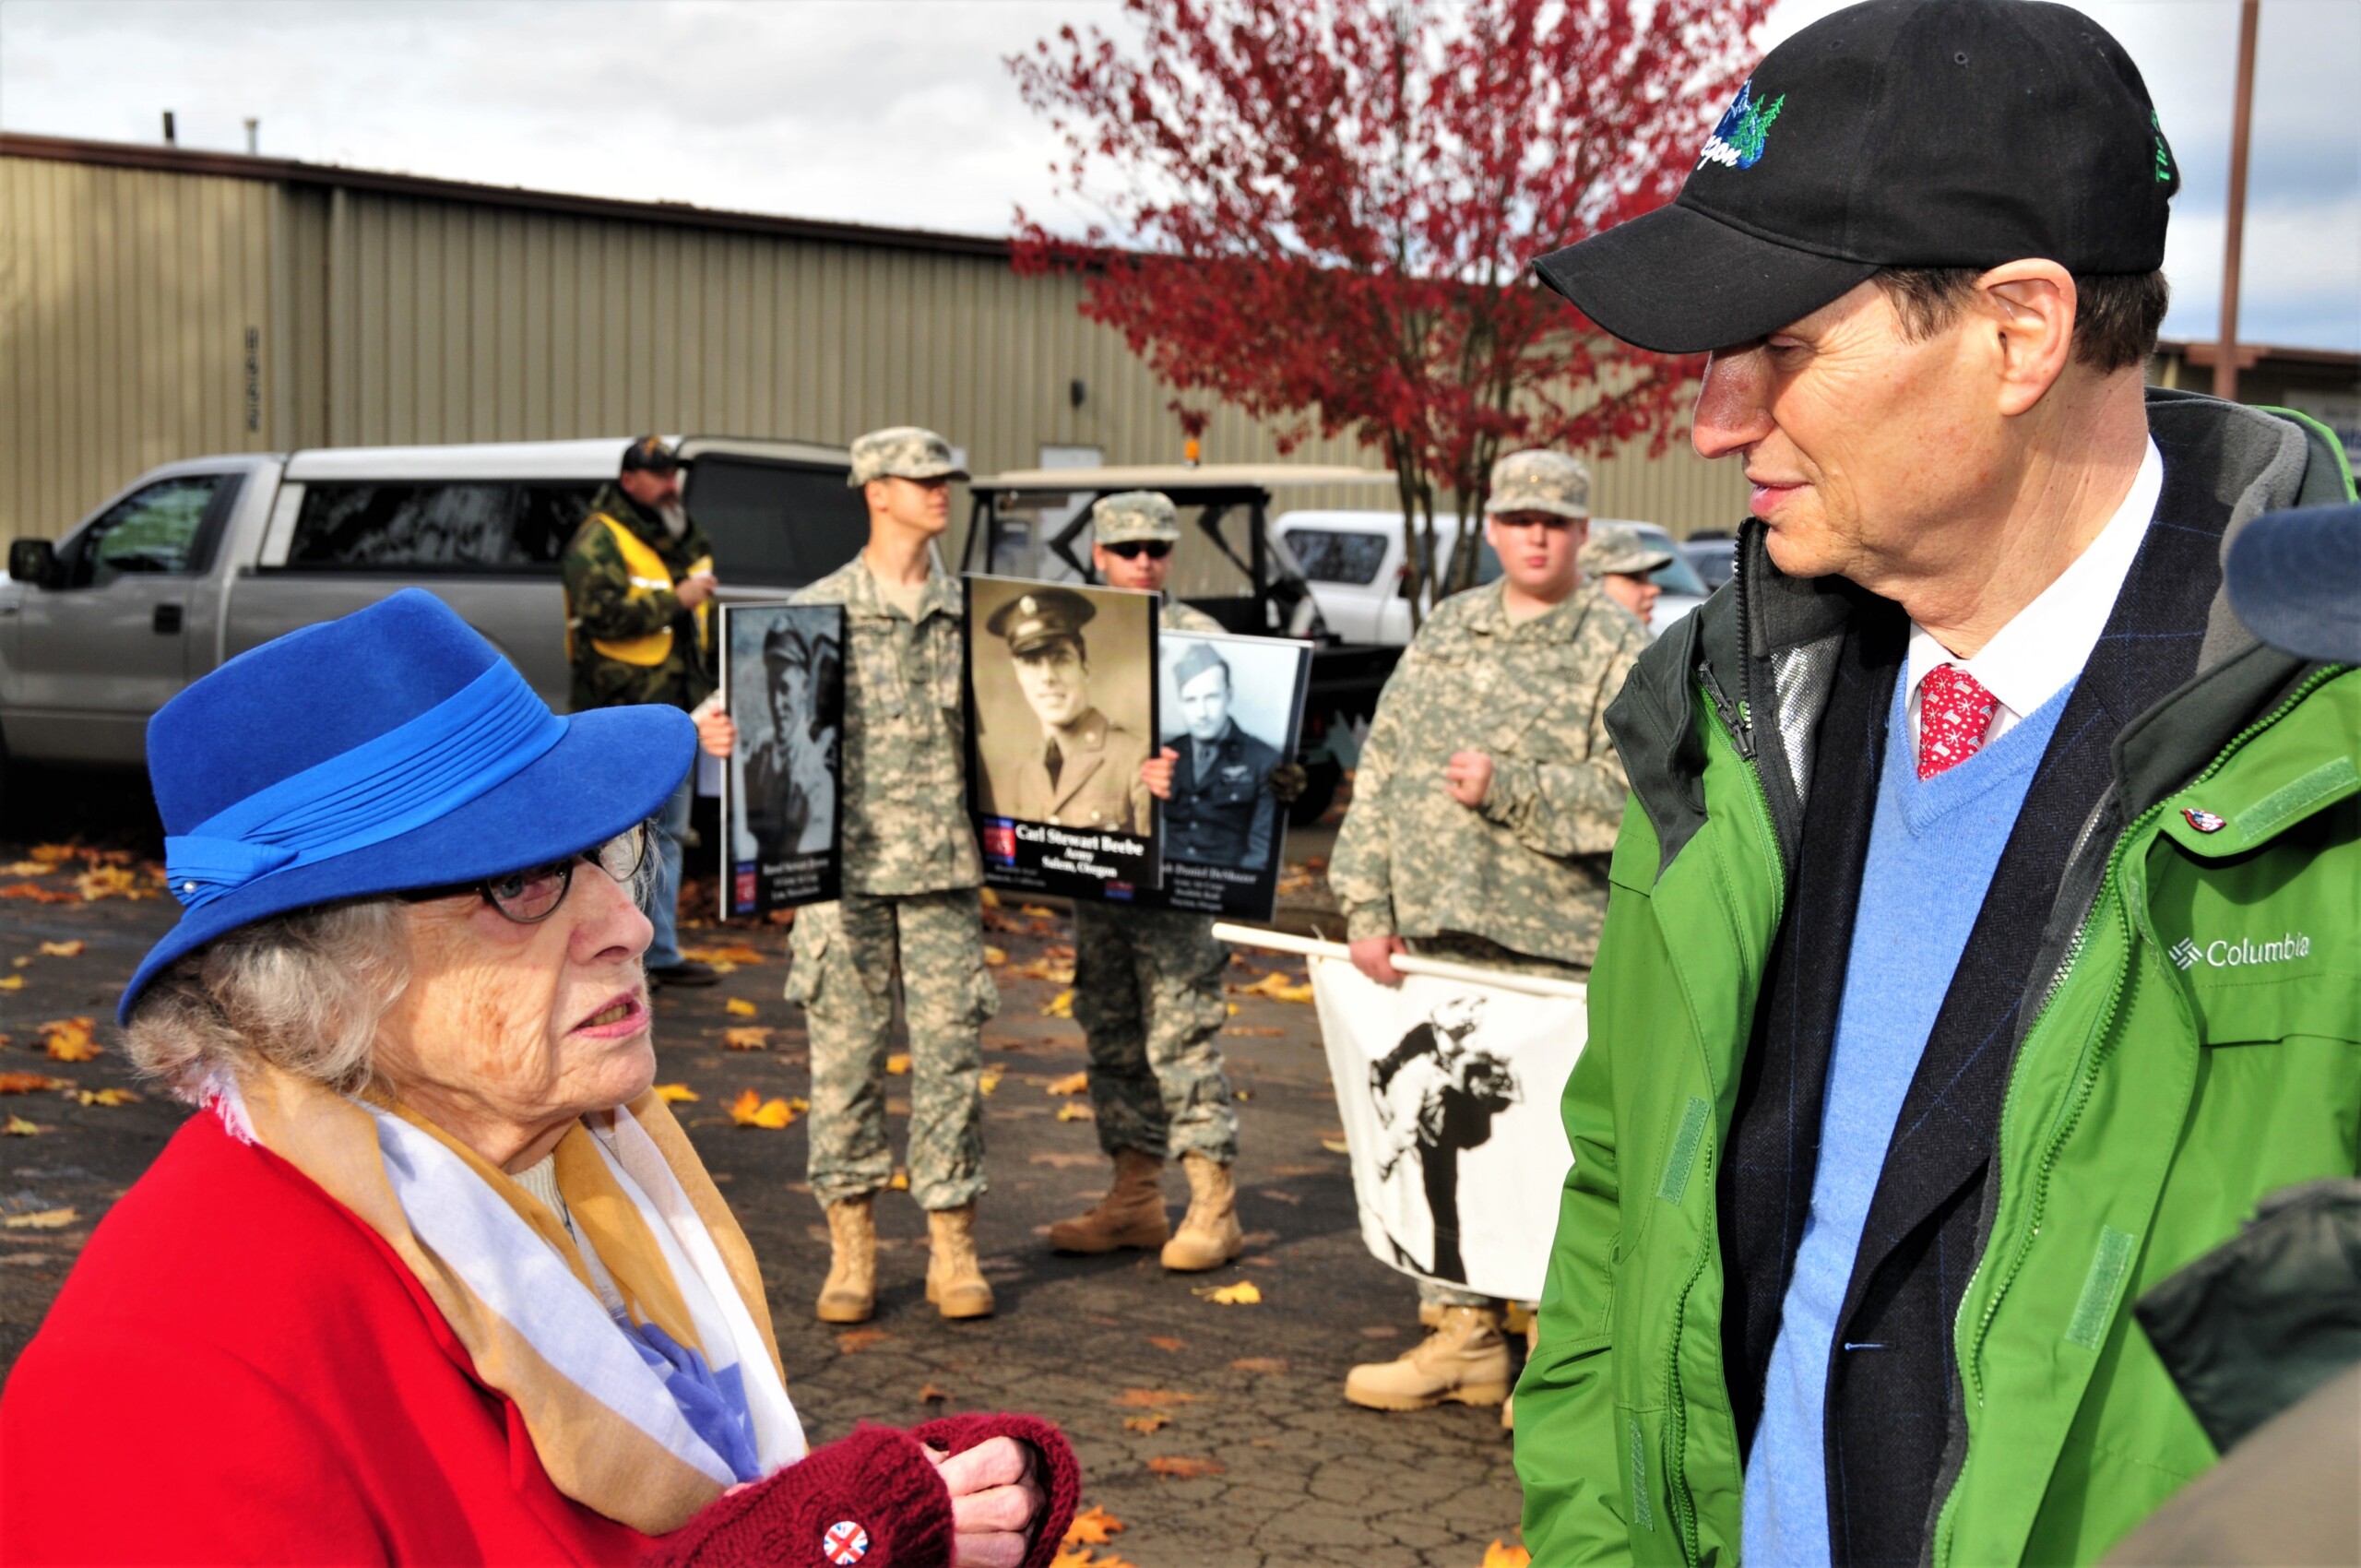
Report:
1140,748,1178,802
1443,749,1493,807
1350,934,1407,986
694,709,738,759
927,1436,1045,1568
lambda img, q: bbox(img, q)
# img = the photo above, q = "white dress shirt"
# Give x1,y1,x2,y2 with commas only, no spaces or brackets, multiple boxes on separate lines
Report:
1907,438,2164,760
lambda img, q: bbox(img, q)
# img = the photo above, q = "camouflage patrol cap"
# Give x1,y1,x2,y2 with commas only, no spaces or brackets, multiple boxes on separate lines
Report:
848,426,967,487
1580,523,1675,578
986,586,1097,658
1483,450,1591,520
1092,491,1181,546
1170,640,1231,689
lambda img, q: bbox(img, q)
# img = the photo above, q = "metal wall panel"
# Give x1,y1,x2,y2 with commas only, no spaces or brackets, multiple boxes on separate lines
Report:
4,150,1752,549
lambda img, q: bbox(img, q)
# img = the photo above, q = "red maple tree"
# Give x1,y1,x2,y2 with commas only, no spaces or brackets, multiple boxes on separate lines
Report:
1011,0,1768,612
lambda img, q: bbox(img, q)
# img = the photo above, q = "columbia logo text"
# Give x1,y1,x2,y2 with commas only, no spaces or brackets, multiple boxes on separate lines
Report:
2171,932,2312,971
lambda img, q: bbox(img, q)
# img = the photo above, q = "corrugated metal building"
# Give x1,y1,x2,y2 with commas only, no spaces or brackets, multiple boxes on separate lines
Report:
0,132,1755,552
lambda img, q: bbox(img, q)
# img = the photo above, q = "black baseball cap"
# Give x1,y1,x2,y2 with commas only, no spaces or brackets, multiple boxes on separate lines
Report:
1534,0,2178,354
2227,505,2361,665
620,434,684,473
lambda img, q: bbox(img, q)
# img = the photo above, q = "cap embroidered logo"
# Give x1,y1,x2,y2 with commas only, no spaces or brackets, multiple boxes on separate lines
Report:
823,1520,870,1563
1698,79,1786,171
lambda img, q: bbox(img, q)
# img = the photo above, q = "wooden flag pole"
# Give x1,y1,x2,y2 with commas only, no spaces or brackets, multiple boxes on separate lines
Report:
1211,921,1590,1001
2214,0,2260,402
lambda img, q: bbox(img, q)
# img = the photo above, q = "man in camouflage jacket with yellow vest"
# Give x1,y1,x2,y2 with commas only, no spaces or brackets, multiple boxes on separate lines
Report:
562,435,720,988
1327,448,1645,1421
786,427,1000,1326
1046,492,1247,1277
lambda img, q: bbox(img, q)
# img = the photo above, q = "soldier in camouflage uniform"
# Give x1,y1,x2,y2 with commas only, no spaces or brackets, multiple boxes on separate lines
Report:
562,435,722,989
1046,492,1249,1274
705,426,999,1325
1326,448,1644,1422
1579,521,1676,629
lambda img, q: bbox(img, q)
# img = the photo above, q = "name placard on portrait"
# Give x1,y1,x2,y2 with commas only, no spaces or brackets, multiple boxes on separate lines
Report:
964,574,1161,904
718,601,845,917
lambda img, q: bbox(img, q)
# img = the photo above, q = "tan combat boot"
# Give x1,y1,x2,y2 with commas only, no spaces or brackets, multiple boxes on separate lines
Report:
1160,1153,1245,1272
925,1204,996,1320
1048,1149,1169,1253
1343,1304,1513,1411
814,1194,876,1324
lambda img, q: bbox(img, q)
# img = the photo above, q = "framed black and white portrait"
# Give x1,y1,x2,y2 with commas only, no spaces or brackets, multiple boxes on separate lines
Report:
1138,629,1311,921
718,601,844,917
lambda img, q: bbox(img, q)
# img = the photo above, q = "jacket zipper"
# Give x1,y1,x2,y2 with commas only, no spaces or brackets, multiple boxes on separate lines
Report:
1933,664,2342,1563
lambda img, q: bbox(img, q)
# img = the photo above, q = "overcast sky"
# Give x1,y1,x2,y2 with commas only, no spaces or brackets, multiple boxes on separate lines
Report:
1,0,2354,350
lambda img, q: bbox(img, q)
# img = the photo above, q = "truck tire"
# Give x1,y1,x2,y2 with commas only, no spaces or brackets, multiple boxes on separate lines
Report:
1287,755,1341,829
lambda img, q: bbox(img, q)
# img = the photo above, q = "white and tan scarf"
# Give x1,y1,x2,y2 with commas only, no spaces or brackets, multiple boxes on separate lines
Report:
221,1066,805,1534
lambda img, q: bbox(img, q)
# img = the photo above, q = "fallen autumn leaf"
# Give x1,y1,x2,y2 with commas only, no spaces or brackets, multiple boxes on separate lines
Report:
1228,1357,1288,1374
1482,1542,1534,1568
1046,1072,1089,1096
37,940,85,957
885,1052,911,1075
1112,1389,1204,1408
724,997,759,1017
76,1088,138,1107
1121,1412,1169,1433
722,1026,775,1051
1055,1103,1094,1122
2,1115,45,1135
836,1328,890,1353
40,1018,101,1063
728,1089,801,1129
1195,1280,1261,1305
1062,1506,1125,1547
0,1073,71,1094
652,1084,700,1103
1145,1455,1225,1479
4,1207,77,1229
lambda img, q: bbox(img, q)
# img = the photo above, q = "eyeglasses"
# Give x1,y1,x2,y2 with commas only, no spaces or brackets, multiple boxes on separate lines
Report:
1103,540,1172,560
400,826,651,924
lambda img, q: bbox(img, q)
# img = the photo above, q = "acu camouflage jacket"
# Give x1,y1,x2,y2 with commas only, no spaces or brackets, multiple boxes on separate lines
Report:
793,556,981,897
1329,579,1644,967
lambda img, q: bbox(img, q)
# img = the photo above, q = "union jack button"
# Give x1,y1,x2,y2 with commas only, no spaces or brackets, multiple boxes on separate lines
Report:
2181,807,2227,834
822,1520,871,1564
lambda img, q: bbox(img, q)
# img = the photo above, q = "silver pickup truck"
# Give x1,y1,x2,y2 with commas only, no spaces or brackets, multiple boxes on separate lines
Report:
0,436,865,774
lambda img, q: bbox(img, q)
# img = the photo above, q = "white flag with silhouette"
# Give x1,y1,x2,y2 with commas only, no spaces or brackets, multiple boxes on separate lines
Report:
1310,955,1586,1303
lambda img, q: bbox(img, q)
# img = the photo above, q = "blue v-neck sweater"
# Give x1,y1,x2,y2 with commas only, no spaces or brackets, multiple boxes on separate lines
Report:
1742,675,2074,1565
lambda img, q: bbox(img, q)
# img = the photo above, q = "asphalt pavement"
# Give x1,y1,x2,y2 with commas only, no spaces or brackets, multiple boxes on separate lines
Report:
0,797,1529,1568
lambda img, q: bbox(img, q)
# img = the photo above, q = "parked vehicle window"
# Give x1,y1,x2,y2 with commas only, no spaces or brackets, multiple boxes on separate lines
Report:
684,456,870,587
1283,529,1390,586
70,475,224,588
287,482,587,570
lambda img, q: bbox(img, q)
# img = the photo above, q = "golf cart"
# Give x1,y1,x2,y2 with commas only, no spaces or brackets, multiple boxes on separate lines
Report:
962,463,1405,825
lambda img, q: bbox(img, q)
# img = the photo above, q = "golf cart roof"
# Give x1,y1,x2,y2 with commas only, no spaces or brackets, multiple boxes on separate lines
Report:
970,463,1394,493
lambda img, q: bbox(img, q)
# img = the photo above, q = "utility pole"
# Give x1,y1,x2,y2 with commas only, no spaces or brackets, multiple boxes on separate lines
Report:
2214,0,2260,401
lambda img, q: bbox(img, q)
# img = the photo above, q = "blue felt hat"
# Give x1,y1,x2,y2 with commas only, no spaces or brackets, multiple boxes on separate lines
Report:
121,588,694,1021
2228,503,2361,666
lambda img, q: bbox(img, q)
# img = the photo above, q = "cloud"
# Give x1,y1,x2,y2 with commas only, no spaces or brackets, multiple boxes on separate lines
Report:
2,0,2353,347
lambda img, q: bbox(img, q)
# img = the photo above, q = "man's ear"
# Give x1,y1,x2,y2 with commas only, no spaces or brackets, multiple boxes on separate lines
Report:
1977,260,2078,418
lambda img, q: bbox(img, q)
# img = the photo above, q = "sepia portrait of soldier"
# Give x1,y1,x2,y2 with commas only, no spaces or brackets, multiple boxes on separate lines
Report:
978,586,1154,834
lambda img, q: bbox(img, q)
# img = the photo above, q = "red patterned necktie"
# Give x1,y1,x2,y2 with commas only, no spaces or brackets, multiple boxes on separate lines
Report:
1918,663,1999,780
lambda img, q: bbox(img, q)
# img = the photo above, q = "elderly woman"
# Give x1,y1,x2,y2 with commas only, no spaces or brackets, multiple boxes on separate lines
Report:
0,591,1075,1568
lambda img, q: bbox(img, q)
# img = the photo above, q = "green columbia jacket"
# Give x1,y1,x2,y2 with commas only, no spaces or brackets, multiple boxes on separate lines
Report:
1514,389,2358,1566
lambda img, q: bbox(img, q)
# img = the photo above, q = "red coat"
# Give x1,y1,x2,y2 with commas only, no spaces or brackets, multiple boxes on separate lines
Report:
0,1112,1075,1567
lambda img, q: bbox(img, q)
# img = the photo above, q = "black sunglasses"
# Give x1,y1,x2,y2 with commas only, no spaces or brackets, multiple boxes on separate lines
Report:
1102,540,1172,560
399,826,652,924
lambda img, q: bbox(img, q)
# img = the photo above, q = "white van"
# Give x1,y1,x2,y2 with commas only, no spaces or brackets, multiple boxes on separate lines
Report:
1274,509,1710,642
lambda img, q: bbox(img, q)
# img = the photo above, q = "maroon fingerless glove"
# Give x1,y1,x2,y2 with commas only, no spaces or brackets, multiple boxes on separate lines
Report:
644,1413,1080,1568
646,1425,951,1568
911,1413,1082,1568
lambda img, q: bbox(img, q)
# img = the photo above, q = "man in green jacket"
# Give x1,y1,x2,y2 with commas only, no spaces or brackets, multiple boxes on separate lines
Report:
1515,2,2359,1562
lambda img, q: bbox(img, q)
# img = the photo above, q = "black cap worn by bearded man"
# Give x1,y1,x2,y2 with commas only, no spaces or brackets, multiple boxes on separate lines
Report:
1534,0,2178,353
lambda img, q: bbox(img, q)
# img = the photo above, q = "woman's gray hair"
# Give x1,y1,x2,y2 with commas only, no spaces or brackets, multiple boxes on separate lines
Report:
123,897,410,1102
